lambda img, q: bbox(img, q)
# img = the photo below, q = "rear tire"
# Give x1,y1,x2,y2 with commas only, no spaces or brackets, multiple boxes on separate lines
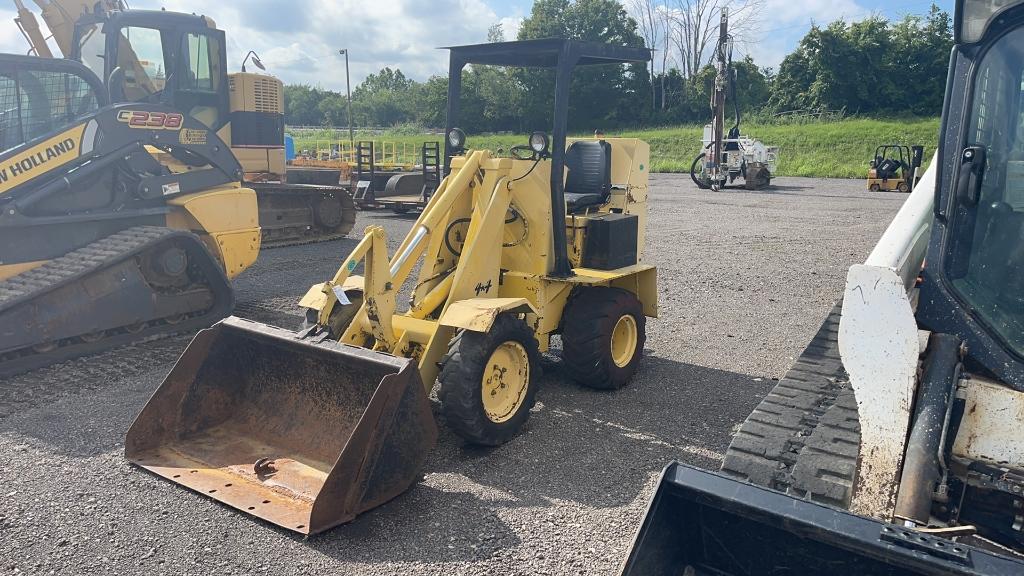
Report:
439,313,541,446
562,287,646,390
869,183,881,192
897,182,910,193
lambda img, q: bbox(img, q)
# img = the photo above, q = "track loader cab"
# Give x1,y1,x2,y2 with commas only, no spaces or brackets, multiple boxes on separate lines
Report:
623,2,1024,574
127,39,659,534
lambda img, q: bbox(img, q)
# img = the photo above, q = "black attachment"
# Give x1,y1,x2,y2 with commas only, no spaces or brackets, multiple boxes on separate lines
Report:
621,462,1024,575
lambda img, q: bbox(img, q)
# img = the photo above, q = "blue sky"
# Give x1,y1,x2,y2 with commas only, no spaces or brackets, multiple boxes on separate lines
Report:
0,0,955,90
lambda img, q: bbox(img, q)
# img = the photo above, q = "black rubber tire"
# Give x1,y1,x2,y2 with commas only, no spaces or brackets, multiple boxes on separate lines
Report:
721,304,861,508
869,183,882,192
897,182,910,193
301,291,364,338
562,287,646,390
690,153,712,189
439,313,541,446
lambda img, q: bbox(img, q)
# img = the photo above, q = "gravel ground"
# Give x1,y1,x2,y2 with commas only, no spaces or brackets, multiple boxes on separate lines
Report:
0,174,906,575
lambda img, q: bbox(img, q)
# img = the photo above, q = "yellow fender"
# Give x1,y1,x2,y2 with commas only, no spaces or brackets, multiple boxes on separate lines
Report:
439,297,539,334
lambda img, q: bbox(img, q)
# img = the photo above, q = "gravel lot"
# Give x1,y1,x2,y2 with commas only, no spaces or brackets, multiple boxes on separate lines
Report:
0,174,906,575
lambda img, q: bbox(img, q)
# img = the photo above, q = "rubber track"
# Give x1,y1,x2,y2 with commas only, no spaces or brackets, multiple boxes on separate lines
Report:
721,303,862,508
0,226,170,306
255,184,357,249
0,226,231,377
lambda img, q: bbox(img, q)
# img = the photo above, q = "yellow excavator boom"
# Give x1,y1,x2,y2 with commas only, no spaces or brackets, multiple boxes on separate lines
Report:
10,0,124,57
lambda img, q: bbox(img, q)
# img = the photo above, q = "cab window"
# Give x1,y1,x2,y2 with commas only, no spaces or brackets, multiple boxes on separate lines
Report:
949,26,1024,357
118,26,168,101
181,33,220,92
0,66,102,152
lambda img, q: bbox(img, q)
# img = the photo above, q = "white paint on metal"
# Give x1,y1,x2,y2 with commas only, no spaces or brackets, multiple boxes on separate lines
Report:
953,374,1024,468
839,154,938,519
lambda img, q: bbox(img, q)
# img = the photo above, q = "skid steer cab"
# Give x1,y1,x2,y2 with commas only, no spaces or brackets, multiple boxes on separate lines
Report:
126,39,658,534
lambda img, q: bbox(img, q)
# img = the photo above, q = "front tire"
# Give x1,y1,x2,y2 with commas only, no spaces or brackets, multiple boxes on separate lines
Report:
562,287,646,390
439,313,541,446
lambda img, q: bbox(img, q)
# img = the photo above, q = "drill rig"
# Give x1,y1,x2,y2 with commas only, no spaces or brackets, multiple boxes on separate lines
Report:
690,8,777,191
12,1,356,246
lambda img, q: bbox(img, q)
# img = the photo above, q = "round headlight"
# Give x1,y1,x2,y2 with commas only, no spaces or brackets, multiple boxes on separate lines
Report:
447,127,466,149
529,131,549,154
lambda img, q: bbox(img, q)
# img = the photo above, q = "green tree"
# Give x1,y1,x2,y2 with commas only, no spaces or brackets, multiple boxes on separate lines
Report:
768,6,952,116
351,67,416,126
516,0,652,131
283,84,328,125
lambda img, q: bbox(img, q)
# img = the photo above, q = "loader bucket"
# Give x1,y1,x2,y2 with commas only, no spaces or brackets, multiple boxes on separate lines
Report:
621,462,1024,575
125,316,437,535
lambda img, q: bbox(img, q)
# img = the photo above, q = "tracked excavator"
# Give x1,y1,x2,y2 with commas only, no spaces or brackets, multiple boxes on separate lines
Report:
622,1,1024,574
12,1,356,246
0,53,259,376
126,39,659,535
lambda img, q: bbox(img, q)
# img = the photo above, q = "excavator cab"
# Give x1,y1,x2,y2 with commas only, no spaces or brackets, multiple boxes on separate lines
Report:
71,9,229,131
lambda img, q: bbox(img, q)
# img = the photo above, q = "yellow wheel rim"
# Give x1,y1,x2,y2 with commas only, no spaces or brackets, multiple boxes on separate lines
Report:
481,341,530,424
610,314,639,368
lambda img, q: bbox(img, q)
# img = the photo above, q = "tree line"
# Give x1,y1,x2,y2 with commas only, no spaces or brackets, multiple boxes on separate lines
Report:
283,1,952,132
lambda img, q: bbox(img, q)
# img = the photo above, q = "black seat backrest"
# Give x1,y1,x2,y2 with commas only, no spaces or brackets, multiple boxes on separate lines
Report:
565,140,612,197
876,158,900,179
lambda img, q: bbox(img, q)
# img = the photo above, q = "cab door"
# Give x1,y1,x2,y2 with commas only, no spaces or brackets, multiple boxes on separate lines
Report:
93,20,229,131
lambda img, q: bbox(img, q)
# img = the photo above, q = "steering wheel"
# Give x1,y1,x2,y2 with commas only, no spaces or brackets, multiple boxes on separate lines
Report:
510,145,536,160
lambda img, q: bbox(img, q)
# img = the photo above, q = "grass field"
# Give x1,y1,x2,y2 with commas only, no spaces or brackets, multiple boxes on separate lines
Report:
288,117,941,179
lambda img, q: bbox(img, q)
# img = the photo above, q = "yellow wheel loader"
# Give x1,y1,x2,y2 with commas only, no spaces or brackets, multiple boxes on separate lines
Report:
621,2,1024,574
126,39,659,535
12,1,356,247
0,53,259,376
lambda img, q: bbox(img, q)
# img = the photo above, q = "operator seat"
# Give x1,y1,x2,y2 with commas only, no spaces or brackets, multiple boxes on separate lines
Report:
564,140,612,214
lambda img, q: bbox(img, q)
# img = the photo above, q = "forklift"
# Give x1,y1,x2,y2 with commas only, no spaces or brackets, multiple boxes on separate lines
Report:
868,144,924,193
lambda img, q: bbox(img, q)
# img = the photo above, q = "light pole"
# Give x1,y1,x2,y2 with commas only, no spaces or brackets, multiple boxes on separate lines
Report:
338,48,353,150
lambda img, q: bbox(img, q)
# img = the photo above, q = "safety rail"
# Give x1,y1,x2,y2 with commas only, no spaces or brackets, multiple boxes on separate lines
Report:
293,140,440,169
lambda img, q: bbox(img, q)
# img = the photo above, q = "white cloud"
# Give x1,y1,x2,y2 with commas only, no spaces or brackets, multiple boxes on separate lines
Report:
748,0,869,69
123,0,510,90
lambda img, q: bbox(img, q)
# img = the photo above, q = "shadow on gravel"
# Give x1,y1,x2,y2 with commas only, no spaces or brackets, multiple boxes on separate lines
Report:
0,347,771,565
304,485,522,563
420,353,774,510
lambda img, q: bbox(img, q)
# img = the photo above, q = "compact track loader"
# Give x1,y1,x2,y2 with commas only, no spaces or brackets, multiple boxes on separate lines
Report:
0,54,259,376
12,1,356,247
127,39,659,535
622,2,1024,574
